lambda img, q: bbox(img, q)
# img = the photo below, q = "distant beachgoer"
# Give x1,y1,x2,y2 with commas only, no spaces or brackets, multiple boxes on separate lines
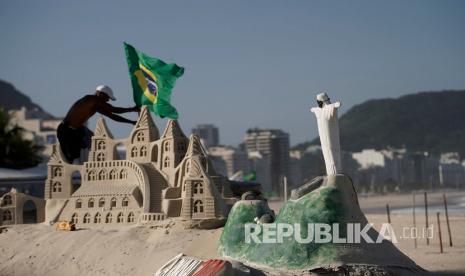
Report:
57,85,140,163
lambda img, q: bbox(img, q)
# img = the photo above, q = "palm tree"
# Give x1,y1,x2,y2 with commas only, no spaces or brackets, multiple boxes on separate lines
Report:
0,108,42,169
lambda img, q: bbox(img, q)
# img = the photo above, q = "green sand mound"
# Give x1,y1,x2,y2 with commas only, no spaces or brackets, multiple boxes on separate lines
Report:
218,175,427,274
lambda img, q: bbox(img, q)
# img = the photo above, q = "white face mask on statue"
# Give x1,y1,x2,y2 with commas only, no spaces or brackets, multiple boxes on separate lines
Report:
316,92,331,107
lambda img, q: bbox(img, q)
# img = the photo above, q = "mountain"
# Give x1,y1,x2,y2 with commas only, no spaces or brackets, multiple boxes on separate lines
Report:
293,90,465,158
0,79,54,118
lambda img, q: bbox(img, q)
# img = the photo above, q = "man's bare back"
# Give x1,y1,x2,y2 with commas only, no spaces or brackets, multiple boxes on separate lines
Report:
58,86,140,162
64,94,138,128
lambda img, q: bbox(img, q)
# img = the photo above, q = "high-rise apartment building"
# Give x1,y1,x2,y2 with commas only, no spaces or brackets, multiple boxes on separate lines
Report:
191,124,219,148
244,128,290,196
208,146,250,178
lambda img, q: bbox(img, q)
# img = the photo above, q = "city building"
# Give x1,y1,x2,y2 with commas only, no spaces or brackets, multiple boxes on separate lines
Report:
248,151,272,193
352,149,404,192
44,107,236,227
439,152,465,188
191,124,219,148
244,128,289,196
351,148,442,192
9,106,62,156
208,146,250,178
289,145,325,188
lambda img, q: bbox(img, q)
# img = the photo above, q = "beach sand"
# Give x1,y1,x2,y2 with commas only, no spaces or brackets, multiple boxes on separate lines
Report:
367,213,465,275
1,191,464,275
0,220,224,276
360,191,465,275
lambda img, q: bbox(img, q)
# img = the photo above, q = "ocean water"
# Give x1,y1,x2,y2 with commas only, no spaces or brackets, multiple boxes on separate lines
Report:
391,196,465,215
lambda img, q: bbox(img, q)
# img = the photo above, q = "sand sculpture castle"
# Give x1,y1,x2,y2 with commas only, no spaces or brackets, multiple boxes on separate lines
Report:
0,188,45,225
44,107,235,227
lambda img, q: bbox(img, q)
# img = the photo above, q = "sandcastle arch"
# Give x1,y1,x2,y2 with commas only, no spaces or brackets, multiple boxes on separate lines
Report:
151,143,159,163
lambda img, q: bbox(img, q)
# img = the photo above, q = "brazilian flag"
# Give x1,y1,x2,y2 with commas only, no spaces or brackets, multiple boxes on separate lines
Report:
124,42,184,119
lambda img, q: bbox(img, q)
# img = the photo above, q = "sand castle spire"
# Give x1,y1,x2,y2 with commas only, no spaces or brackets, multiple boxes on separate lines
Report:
161,119,186,139
183,134,217,176
94,117,114,138
186,134,208,157
49,144,65,164
131,106,160,141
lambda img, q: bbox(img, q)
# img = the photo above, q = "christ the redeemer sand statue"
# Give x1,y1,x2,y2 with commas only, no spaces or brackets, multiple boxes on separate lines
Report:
311,93,342,175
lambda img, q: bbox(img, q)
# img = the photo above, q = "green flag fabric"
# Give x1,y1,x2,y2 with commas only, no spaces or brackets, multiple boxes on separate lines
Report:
124,42,184,119
243,171,257,182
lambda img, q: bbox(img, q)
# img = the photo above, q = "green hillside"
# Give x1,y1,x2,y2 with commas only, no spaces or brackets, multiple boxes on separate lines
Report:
294,90,465,158
0,79,53,118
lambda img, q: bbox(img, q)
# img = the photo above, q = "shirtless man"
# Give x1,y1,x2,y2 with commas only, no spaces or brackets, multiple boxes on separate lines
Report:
57,85,139,163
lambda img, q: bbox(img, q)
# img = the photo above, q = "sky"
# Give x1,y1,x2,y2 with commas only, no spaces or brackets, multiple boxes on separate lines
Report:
1,1,465,147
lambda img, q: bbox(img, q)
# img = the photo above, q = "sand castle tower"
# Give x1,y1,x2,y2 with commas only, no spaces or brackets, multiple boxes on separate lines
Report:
44,106,235,227
157,119,189,178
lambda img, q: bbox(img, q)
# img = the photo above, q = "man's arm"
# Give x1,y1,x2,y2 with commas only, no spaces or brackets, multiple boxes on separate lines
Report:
105,104,140,114
97,103,137,125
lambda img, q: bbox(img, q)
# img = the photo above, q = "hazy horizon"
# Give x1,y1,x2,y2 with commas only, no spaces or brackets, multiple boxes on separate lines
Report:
1,1,465,146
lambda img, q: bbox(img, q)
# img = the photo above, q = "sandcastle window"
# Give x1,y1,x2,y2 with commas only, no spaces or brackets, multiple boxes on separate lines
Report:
164,157,170,168
131,146,138,158
98,170,106,180
185,161,190,173
127,212,134,223
117,212,124,223
164,142,170,151
109,169,117,180
99,198,105,207
53,182,62,193
75,199,82,209
110,198,117,208
94,213,101,223
122,197,129,207
3,195,13,206
177,142,185,151
97,140,106,150
88,170,96,181
136,131,145,142
88,198,94,208
97,152,105,161
193,200,204,213
53,167,62,177
200,157,207,170
71,213,78,224
193,182,203,194
119,169,127,179
152,145,158,162
105,213,112,223
140,146,147,157
83,213,91,224
2,210,12,221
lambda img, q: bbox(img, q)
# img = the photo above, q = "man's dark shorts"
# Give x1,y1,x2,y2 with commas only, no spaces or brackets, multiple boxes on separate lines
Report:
57,123,93,163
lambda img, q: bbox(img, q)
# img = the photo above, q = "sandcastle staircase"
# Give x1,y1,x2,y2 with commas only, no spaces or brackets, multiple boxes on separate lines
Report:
140,163,168,222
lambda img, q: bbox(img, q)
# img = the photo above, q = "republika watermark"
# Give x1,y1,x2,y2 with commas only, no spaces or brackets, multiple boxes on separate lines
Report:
244,223,434,244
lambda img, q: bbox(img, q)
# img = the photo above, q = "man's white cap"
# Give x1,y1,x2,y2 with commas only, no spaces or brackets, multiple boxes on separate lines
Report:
96,85,116,101
316,92,329,102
